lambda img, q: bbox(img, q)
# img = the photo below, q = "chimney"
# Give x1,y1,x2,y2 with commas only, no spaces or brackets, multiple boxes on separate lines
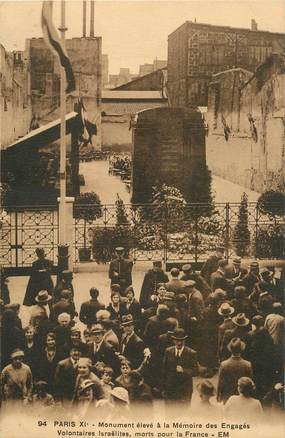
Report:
90,0,95,37
251,19,258,31
83,0,87,37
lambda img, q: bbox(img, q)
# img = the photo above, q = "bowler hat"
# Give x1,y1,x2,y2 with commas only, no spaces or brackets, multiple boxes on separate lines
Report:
34,380,48,390
11,349,24,359
227,337,245,354
35,290,52,303
197,380,216,397
115,247,124,252
171,328,188,340
121,314,135,326
250,261,259,269
232,313,249,327
218,302,234,316
182,264,192,272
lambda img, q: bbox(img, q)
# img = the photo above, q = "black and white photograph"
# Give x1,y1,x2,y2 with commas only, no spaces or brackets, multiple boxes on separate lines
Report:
0,1,284,437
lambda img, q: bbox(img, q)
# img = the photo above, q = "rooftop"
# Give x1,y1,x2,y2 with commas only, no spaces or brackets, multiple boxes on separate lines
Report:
102,90,167,100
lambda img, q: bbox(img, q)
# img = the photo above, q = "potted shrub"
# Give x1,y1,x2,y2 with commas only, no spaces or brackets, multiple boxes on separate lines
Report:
73,192,103,261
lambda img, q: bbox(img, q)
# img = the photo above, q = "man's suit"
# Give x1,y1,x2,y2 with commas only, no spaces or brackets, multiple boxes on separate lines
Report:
87,341,119,373
79,299,105,326
217,356,253,403
54,357,78,401
162,346,199,401
109,257,133,293
120,332,145,369
51,299,76,322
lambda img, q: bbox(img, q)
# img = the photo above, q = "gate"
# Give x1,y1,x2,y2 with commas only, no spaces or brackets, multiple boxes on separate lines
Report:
1,206,58,273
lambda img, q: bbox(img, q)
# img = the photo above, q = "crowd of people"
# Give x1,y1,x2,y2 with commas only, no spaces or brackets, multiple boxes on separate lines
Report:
0,245,284,420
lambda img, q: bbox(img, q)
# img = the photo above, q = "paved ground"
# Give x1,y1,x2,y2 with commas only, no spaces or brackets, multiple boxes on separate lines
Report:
80,160,261,204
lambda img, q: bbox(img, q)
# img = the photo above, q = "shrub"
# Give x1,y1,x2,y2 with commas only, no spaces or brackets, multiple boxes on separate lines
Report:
92,226,136,263
255,224,284,259
73,192,103,248
257,191,285,217
233,193,251,257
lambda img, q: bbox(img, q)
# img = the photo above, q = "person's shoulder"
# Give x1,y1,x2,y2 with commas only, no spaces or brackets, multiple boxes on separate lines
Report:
165,345,175,354
184,346,197,355
22,362,32,372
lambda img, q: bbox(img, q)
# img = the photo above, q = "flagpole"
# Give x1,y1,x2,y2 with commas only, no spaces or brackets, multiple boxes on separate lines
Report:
59,0,67,245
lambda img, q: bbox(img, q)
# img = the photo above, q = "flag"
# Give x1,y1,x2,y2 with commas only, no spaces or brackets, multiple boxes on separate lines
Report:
75,98,97,146
41,1,75,94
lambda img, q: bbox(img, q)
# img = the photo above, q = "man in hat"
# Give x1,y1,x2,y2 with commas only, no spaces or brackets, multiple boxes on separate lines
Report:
79,287,105,327
165,268,185,296
184,280,204,353
210,259,230,292
227,258,248,284
96,310,120,351
54,345,81,405
162,328,199,404
200,245,225,285
1,349,33,403
217,337,253,403
29,290,52,328
87,323,119,373
139,261,168,309
220,313,251,361
120,314,145,369
240,261,260,295
23,247,54,306
109,247,133,295
180,264,211,299
217,303,235,360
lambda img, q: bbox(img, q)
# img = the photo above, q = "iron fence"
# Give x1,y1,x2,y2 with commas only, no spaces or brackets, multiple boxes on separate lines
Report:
73,202,284,263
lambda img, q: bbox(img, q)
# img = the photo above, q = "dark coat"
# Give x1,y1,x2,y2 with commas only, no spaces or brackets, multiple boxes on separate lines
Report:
37,348,63,393
54,357,78,400
106,303,128,323
162,346,199,400
51,299,76,322
210,270,230,292
143,316,171,349
220,326,251,361
200,255,222,284
62,340,89,358
79,299,105,326
217,356,253,403
139,269,169,308
109,257,133,293
87,341,120,373
241,272,260,295
231,297,257,319
247,328,275,399
120,332,145,369
23,258,54,306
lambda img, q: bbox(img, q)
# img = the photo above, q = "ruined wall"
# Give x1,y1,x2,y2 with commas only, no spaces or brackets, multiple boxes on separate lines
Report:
206,56,285,192
168,21,285,107
0,45,32,149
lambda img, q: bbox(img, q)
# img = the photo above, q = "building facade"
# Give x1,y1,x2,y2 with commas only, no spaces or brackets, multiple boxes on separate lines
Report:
0,45,32,149
168,21,285,107
206,54,285,193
